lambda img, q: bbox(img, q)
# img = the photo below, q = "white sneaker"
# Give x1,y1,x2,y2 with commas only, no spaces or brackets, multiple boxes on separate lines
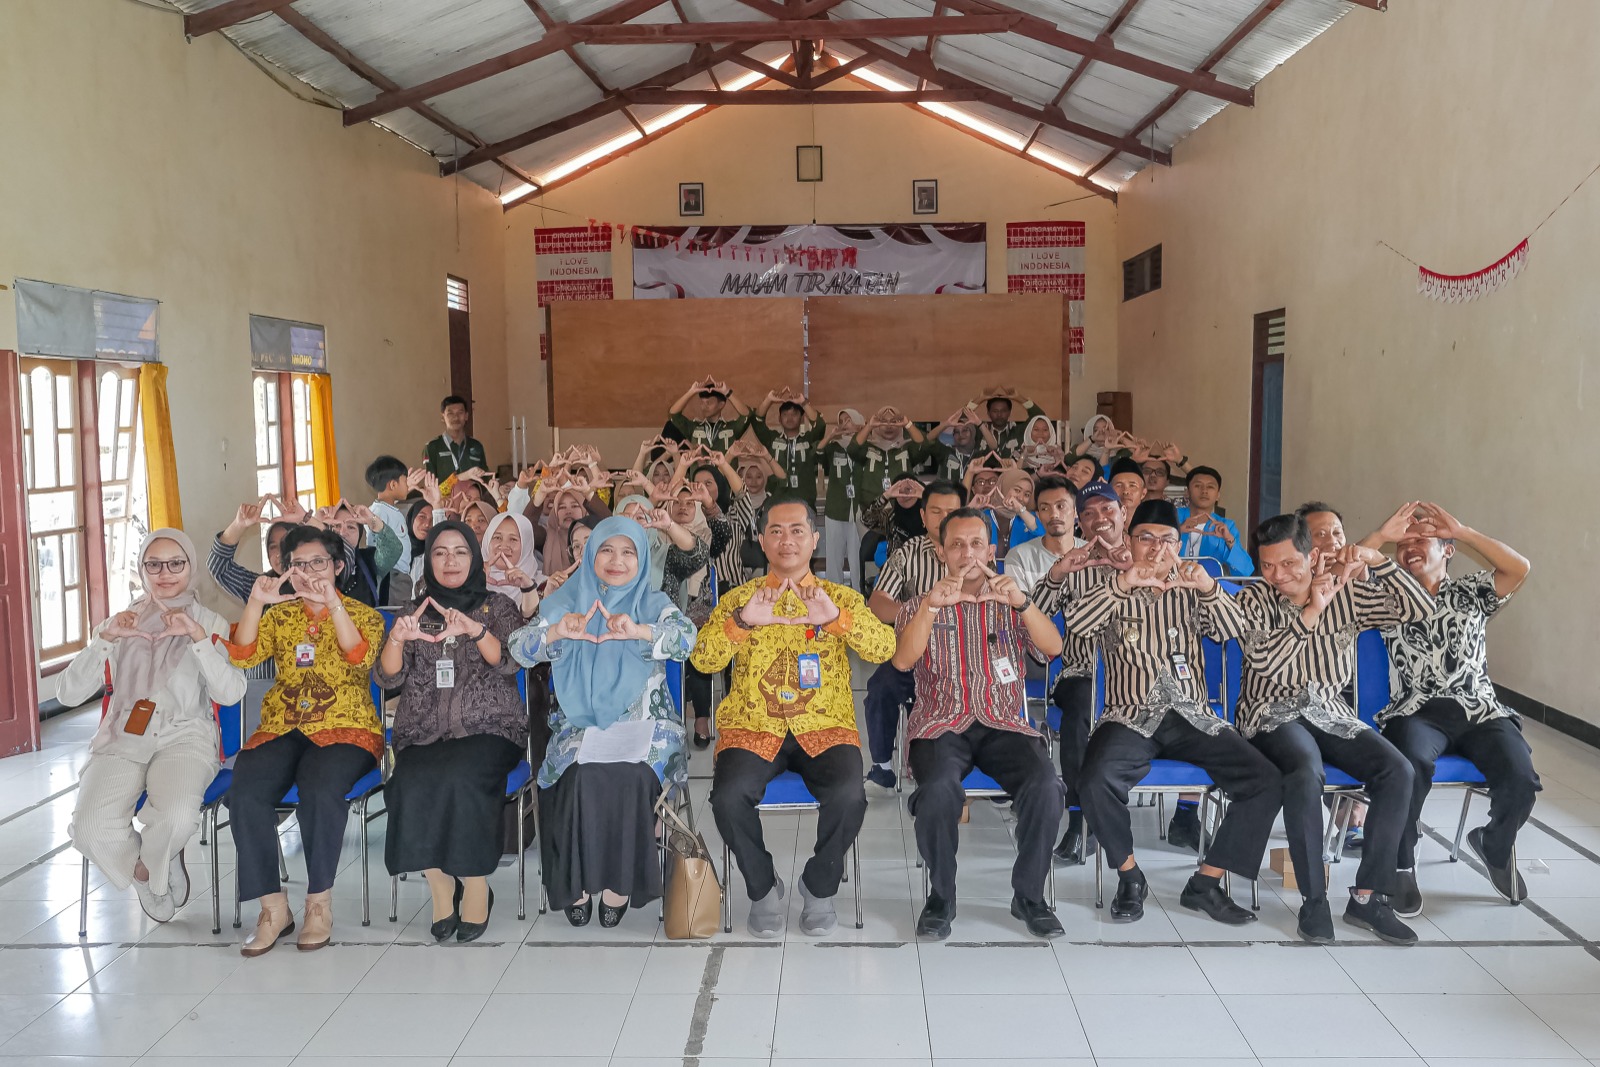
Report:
133,876,175,923
168,848,191,909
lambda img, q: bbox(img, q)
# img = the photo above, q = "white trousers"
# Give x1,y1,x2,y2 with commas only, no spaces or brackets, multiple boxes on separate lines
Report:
823,517,862,591
71,737,217,894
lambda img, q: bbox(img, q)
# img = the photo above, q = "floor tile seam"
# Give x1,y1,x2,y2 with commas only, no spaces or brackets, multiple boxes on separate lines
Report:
0,782,80,831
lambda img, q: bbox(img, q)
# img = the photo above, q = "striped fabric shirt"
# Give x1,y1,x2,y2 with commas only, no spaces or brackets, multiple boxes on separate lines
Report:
873,536,945,603
898,597,1041,741
715,493,761,588
1235,561,1435,739
1031,564,1115,678
1062,580,1249,737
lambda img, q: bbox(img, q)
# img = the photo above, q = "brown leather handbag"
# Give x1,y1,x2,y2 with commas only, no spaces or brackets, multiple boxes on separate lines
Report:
656,794,722,940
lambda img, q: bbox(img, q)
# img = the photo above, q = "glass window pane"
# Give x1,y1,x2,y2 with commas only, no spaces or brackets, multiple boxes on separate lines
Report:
57,430,76,487
62,531,80,587
28,489,78,534
30,368,56,488
55,374,73,428
119,379,137,425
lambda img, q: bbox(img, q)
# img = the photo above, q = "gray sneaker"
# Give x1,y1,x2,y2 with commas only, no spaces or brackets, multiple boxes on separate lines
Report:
748,874,786,939
798,878,838,936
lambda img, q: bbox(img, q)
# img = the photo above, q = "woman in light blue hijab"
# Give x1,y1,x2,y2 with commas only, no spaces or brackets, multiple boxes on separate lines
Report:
508,516,697,929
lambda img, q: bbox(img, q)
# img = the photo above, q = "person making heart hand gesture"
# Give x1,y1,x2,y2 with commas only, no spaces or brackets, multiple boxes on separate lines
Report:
57,529,247,929
888,506,1066,941
508,516,699,931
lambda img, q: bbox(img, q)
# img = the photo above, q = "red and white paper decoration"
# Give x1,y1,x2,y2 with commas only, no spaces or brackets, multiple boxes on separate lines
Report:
1416,238,1529,303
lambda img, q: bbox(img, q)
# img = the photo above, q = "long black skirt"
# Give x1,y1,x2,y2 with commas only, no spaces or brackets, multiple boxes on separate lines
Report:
539,762,663,910
384,734,523,878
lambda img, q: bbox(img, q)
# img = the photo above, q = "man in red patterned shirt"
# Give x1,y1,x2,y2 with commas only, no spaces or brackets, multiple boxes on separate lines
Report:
894,507,1066,941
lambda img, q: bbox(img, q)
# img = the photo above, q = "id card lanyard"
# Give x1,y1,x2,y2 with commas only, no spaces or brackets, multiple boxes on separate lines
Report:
440,435,468,473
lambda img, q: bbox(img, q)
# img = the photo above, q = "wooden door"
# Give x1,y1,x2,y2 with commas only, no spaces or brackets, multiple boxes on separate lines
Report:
0,352,42,756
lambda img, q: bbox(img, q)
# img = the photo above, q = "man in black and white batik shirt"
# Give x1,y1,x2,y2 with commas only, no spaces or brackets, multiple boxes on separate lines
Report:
1359,502,1536,910
1239,514,1434,946
1066,500,1282,926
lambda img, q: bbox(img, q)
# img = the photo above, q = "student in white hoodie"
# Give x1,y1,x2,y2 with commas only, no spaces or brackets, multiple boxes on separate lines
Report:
57,529,246,921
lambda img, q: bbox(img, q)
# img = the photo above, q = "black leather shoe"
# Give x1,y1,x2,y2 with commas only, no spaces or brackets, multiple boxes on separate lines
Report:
1297,896,1334,944
565,897,593,927
1468,827,1527,904
1391,868,1424,918
1010,895,1064,939
692,729,712,749
1343,891,1417,945
1167,805,1202,852
1180,876,1257,925
456,888,494,943
1109,871,1147,923
916,892,956,940
1053,827,1089,866
599,898,629,928
431,879,463,942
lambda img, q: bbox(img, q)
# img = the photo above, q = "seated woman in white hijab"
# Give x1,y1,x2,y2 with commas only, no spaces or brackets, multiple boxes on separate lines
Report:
57,529,247,921
509,516,697,928
483,512,543,618
1018,415,1066,472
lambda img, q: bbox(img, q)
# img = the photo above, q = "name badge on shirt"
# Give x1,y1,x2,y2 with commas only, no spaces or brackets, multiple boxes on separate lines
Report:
882,476,892,491
845,483,855,498
1171,652,1193,681
294,643,316,668
436,660,456,689
789,474,799,488
797,653,822,689
994,656,1018,684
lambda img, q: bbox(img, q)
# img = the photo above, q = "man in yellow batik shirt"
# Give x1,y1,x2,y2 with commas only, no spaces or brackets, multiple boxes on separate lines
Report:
694,496,895,938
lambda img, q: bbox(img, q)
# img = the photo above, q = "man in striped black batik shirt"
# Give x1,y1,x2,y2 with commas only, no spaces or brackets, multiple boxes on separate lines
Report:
1065,499,1282,926
1239,513,1434,947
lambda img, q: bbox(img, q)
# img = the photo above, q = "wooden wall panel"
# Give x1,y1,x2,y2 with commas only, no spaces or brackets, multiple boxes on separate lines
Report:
806,294,1064,421
548,298,805,428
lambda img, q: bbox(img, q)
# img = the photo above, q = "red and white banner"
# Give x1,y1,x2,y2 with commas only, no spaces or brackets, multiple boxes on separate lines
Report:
632,223,986,298
1006,221,1085,360
536,226,613,359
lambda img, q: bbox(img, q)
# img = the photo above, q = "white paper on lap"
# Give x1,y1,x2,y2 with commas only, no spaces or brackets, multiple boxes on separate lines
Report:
576,719,655,764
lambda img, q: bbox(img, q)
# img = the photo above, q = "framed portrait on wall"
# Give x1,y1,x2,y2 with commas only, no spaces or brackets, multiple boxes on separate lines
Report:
912,179,938,215
679,183,704,217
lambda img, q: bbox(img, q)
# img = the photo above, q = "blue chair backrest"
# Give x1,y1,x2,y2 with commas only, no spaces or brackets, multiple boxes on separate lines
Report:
217,701,244,759
1354,629,1391,726
664,659,684,716
516,668,528,705
1092,653,1106,718
1198,557,1226,579
707,563,720,606
873,541,888,568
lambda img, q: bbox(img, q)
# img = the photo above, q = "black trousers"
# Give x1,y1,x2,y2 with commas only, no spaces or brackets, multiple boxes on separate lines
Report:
710,735,866,901
908,724,1064,902
227,730,375,901
1251,720,1413,900
1079,715,1282,879
1051,675,1093,808
1383,698,1541,869
865,661,917,766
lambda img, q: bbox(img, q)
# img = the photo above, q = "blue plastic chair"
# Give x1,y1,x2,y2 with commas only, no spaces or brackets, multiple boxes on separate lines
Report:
1323,630,1492,866
1197,556,1227,580
721,770,862,932
78,699,244,938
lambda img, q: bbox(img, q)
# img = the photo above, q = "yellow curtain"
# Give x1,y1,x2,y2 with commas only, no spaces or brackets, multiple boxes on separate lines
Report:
302,372,341,507
138,362,183,529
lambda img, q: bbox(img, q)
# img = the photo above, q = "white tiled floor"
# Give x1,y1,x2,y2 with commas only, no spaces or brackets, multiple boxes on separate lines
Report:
9,700,1600,1065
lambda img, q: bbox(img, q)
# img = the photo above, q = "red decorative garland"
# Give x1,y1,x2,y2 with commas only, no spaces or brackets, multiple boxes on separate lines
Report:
1416,238,1529,303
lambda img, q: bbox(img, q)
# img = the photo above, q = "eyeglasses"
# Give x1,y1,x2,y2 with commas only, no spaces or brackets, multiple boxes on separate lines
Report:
1133,533,1181,547
288,557,333,573
141,559,189,575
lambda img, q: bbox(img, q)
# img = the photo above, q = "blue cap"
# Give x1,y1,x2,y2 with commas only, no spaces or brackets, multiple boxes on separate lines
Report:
1076,477,1119,508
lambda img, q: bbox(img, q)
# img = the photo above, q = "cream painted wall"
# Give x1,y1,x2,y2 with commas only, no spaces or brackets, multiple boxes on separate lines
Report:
0,0,507,616
1115,0,1599,718
502,102,1120,465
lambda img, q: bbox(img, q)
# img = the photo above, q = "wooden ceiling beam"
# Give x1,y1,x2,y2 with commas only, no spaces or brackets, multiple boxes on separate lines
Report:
184,0,298,37
624,87,990,104
566,16,1020,45
846,40,1170,164
344,0,669,126
522,0,612,95
726,54,808,90
442,42,751,174
936,0,1253,106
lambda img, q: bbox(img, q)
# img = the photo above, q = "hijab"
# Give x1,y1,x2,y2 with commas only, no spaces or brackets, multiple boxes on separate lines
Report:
403,498,431,559
483,512,543,601
539,516,674,729
1020,415,1060,470
1081,414,1115,462
418,521,490,613
670,487,713,602
108,529,204,722
540,488,586,575
617,493,670,591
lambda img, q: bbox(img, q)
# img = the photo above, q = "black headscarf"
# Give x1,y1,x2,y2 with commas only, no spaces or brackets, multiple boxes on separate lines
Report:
404,498,431,559
419,520,489,613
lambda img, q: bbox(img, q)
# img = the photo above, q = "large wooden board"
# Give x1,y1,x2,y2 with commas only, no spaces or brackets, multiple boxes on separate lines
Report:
806,294,1064,421
548,298,805,428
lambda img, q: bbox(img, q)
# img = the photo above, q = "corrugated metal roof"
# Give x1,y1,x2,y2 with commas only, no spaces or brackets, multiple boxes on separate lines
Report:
162,0,1361,200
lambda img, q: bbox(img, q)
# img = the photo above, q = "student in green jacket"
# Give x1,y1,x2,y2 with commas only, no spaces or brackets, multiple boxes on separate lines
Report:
750,388,824,500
